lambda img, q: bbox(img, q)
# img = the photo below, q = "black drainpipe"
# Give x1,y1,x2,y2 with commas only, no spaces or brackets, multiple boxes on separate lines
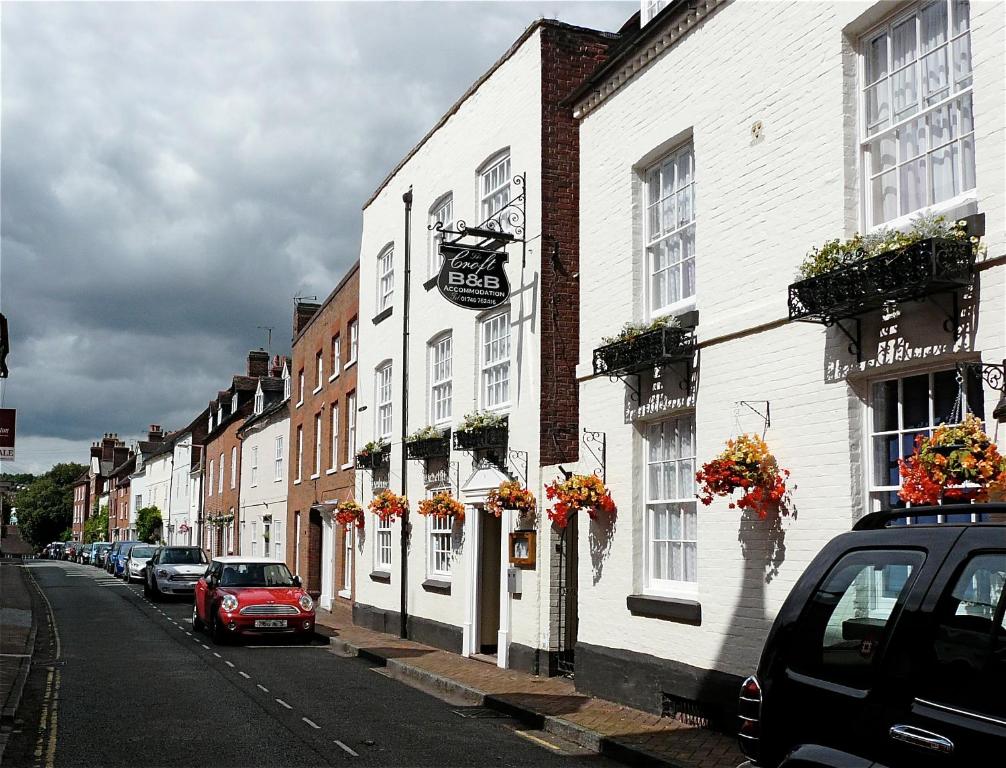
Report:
400,187,413,639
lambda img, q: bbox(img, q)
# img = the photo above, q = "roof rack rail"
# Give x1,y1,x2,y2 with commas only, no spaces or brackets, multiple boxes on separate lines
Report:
854,504,1006,530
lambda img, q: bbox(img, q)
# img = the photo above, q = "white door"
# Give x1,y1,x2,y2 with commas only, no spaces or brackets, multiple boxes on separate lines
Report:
341,527,352,598
320,516,334,610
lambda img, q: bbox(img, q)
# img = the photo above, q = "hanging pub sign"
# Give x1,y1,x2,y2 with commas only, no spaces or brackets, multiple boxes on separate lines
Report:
436,243,510,310
0,409,15,461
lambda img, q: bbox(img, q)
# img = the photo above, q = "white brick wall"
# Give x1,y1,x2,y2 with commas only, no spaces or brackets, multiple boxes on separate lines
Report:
575,0,1005,679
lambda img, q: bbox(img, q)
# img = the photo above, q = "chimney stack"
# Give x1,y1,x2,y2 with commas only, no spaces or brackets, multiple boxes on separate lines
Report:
148,424,165,442
293,302,321,335
248,349,269,378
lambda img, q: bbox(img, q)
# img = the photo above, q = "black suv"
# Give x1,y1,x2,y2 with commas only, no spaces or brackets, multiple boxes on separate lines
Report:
739,505,1005,767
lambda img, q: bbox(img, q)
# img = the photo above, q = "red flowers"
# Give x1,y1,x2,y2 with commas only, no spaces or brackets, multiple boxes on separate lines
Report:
695,434,791,519
485,480,536,518
334,500,365,529
368,490,408,522
417,492,465,521
544,474,616,528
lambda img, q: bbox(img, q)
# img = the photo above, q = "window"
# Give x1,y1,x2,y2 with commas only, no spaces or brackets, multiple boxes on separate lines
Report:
274,436,284,482
376,515,393,571
295,426,303,482
480,311,510,410
919,553,1006,719
315,350,324,391
377,246,394,313
430,334,453,425
254,387,263,414
348,320,359,365
283,367,291,400
331,335,341,378
330,404,339,471
429,512,453,577
869,367,984,511
861,0,975,226
429,194,453,276
231,392,239,413
230,446,237,489
218,453,225,494
346,392,357,463
642,0,669,24
250,446,258,486
645,142,696,317
480,153,511,225
376,363,393,439
313,412,322,476
297,369,305,405
645,415,697,590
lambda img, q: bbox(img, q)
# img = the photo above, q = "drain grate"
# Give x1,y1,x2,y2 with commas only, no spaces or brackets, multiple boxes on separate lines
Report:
661,692,710,728
452,707,511,719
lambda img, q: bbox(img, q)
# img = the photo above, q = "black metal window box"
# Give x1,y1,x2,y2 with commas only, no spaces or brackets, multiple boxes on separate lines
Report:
592,324,695,378
453,420,508,451
406,432,450,460
788,237,976,324
356,447,390,470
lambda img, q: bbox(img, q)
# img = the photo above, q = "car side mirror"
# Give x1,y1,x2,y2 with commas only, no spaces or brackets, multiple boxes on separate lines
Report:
207,574,218,588
292,575,302,588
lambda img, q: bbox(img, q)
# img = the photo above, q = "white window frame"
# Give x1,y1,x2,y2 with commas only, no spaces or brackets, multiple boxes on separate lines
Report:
376,363,393,440
329,403,339,472
295,425,303,483
376,515,392,571
218,452,225,494
250,446,258,487
429,333,453,426
297,369,305,407
479,152,511,225
254,388,264,414
348,320,359,366
274,436,284,482
859,0,976,230
429,193,453,277
377,245,394,313
315,350,324,392
428,512,453,578
479,310,511,411
231,392,239,413
642,0,669,25
644,413,697,595
330,335,341,380
230,446,237,489
345,392,357,467
644,142,696,319
283,369,291,400
312,412,322,478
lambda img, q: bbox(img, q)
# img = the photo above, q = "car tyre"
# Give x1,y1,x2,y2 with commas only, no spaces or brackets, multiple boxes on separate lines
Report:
210,610,228,645
124,570,132,584
150,577,162,602
191,604,204,633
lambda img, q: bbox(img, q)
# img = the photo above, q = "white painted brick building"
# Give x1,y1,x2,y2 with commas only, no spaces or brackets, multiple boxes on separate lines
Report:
570,0,1004,719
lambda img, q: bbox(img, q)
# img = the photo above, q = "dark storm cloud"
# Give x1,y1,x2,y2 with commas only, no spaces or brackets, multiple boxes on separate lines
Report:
1,0,634,469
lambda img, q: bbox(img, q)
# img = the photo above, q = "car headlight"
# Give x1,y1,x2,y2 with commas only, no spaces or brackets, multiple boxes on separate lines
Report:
298,594,314,612
220,595,239,613
157,569,168,577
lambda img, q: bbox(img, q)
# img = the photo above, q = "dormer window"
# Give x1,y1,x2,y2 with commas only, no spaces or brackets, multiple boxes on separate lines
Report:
231,392,239,413
642,0,668,26
254,386,264,415
283,370,291,400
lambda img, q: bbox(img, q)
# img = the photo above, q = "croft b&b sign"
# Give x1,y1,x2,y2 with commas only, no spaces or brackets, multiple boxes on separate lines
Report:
437,243,510,310
0,408,15,461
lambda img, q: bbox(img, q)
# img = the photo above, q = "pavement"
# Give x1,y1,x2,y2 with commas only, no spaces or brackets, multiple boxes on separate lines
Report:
1,562,38,761
314,605,745,768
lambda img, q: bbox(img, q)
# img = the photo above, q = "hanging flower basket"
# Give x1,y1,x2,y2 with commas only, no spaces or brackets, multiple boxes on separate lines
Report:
356,440,390,470
417,492,465,522
368,489,408,522
485,480,537,519
695,434,791,519
544,474,615,528
899,414,1006,504
335,500,365,529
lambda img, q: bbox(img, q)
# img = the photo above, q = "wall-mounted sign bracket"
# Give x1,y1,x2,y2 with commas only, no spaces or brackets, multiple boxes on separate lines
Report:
582,429,606,483
737,400,771,432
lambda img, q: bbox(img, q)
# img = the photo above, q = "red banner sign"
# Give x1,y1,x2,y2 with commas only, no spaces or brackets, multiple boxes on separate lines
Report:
0,408,15,461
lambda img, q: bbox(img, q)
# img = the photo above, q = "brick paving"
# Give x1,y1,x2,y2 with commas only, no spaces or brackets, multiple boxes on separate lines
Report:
1,562,36,723
316,605,745,768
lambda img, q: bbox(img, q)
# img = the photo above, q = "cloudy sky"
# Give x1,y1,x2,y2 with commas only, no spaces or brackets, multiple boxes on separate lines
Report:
1,0,633,473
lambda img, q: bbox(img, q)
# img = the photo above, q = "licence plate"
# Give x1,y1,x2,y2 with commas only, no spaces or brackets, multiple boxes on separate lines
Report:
254,619,287,628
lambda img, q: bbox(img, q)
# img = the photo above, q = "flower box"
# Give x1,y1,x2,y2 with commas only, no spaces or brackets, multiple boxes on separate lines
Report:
453,419,508,451
592,325,695,377
788,237,975,323
406,432,450,460
356,445,390,470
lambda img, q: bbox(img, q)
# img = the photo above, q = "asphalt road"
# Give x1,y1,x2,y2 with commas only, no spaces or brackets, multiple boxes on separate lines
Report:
7,561,620,768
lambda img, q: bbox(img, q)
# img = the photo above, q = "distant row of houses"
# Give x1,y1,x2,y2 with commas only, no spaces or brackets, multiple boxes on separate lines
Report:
70,0,1005,724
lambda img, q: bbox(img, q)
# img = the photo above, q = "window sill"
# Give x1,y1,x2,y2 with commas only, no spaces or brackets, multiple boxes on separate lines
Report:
370,570,391,583
293,479,302,486
337,589,351,599
651,297,697,323
310,473,320,480
329,373,340,382
341,462,354,470
326,467,338,475
423,276,437,292
867,192,980,236
372,307,393,325
626,594,701,625
345,359,357,370
422,578,451,594
296,401,304,409
312,386,323,395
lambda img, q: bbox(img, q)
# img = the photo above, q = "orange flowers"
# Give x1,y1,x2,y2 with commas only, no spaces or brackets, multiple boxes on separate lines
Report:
368,490,409,522
485,480,536,518
695,434,791,519
417,492,465,521
544,474,615,528
334,500,365,529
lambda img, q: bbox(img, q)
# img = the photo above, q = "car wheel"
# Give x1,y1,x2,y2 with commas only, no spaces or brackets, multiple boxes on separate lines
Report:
124,570,131,584
191,603,204,632
150,578,162,602
210,611,228,645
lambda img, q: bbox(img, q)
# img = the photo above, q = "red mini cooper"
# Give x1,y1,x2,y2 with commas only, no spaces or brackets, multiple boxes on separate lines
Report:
192,556,315,643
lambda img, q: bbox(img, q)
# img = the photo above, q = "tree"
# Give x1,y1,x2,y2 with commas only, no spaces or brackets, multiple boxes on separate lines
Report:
135,506,162,543
14,463,86,546
83,504,109,543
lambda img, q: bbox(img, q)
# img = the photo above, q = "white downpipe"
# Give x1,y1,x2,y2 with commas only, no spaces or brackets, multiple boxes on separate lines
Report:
496,507,513,669
462,504,479,657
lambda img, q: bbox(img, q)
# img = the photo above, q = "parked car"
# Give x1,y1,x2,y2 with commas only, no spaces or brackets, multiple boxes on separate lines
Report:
108,541,140,577
145,546,209,600
123,544,156,583
77,543,92,564
92,542,112,567
48,542,64,560
105,541,124,573
738,505,1006,768
193,557,314,644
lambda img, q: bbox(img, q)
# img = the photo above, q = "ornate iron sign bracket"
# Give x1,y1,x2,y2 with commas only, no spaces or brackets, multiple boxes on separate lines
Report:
507,449,528,487
431,173,527,247
956,360,1006,422
736,400,771,432
582,429,606,482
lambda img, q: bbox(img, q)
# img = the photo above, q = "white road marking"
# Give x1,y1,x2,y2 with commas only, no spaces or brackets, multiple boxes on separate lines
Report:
225,660,235,668
213,652,222,658
200,644,210,650
334,740,359,757
302,717,320,729
257,684,269,693
185,632,192,636
275,698,292,709
239,671,251,679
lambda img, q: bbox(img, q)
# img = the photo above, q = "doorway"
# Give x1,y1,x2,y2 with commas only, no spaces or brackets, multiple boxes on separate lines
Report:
556,513,578,677
320,514,334,609
307,508,322,599
478,512,502,655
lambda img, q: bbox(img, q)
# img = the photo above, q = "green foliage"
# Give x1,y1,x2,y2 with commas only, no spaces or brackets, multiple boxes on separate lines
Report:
797,215,974,280
406,425,444,443
457,410,506,431
600,314,681,346
14,462,86,546
357,439,389,456
83,505,109,543
135,506,162,543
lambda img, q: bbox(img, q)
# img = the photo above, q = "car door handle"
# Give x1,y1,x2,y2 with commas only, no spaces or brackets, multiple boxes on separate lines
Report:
889,725,954,754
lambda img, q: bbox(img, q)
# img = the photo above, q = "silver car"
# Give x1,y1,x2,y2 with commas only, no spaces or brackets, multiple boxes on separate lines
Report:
144,546,209,600
124,544,157,583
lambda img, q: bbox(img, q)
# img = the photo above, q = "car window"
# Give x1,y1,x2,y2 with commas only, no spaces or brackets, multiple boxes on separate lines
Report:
163,548,206,565
131,546,155,558
218,563,293,587
917,552,1006,719
789,549,926,688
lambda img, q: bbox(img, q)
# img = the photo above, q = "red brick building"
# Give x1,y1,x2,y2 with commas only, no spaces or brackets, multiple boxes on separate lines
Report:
109,453,135,541
286,262,359,609
71,471,90,541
